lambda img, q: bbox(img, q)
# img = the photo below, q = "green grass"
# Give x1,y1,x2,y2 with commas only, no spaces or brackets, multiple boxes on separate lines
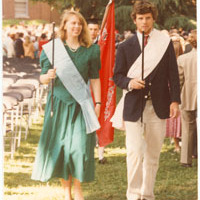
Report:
4,118,197,200
4,88,197,200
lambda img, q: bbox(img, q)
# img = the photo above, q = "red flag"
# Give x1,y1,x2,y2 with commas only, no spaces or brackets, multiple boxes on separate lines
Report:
97,1,116,147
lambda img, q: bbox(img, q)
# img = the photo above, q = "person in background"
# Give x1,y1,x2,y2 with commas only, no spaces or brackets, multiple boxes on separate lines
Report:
14,32,24,58
23,35,35,59
31,10,101,200
115,33,125,49
112,1,180,199
4,33,15,58
165,35,183,153
87,19,107,164
183,31,193,54
178,29,197,167
33,36,39,59
87,19,100,44
124,29,134,40
38,33,48,56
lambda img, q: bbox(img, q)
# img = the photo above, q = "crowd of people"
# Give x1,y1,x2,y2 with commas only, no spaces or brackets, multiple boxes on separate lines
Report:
2,0,197,199
2,23,58,59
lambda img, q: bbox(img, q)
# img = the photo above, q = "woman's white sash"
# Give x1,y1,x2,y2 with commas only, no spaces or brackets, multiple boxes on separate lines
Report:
110,29,170,130
43,38,100,134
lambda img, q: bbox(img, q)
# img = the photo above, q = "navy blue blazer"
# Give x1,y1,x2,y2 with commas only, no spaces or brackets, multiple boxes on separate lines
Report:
113,34,181,122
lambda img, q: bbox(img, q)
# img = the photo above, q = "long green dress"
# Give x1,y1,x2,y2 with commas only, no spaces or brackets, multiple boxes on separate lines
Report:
31,43,101,182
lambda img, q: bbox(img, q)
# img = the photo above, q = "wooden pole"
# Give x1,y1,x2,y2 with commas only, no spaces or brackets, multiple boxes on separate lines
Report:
51,22,55,117
141,31,144,123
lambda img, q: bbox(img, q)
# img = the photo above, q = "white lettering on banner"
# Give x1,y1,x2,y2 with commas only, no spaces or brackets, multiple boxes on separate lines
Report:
104,78,115,121
102,27,108,42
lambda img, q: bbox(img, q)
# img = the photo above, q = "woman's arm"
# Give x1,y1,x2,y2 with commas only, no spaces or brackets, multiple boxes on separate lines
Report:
90,78,101,118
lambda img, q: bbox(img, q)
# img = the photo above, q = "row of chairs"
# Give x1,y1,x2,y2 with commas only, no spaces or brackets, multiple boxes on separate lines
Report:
3,59,48,159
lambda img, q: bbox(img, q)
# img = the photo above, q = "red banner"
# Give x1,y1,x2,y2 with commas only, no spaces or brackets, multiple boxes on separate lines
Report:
97,1,116,147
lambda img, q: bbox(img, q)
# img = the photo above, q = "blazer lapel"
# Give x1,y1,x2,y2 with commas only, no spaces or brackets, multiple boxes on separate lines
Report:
126,35,141,70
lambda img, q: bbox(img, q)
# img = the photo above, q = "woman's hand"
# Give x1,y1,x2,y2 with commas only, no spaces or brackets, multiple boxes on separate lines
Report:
170,102,180,118
47,68,57,80
40,68,57,84
95,104,101,118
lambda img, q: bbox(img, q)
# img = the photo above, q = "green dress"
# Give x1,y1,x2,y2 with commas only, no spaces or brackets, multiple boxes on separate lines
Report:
31,43,101,182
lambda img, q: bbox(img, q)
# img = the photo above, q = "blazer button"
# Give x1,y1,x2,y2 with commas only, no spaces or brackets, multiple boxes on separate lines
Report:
149,82,152,86
144,95,148,99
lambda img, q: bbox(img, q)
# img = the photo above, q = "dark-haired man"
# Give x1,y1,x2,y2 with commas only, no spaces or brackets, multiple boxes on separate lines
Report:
112,0,180,199
87,19,107,164
88,19,100,44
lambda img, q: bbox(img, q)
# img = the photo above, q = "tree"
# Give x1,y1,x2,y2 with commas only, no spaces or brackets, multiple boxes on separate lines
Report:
30,0,196,31
152,0,196,30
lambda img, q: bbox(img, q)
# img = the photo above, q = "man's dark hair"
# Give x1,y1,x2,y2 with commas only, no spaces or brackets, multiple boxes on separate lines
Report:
131,0,158,20
87,19,99,26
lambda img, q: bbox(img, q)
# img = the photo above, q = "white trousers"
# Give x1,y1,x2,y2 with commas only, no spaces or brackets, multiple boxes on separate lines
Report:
125,100,166,200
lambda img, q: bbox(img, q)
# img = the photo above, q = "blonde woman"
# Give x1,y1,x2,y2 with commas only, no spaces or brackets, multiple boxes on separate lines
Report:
32,11,101,200
23,35,35,59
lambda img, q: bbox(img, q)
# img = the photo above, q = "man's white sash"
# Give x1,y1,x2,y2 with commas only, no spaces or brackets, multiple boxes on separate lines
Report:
43,38,100,134
110,29,170,130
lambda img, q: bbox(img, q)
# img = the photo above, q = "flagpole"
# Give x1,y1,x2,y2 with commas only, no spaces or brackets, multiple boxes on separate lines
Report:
51,22,55,117
141,31,144,123
100,0,113,34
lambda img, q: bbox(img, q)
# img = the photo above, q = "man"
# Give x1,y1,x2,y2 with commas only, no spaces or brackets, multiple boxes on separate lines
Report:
112,1,180,200
88,19,100,44
178,30,197,167
87,19,107,164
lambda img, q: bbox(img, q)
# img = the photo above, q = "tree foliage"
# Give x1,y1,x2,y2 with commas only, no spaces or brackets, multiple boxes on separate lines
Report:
30,0,196,32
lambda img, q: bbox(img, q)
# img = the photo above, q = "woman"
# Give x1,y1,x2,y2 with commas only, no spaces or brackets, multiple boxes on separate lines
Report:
166,35,183,152
32,11,101,200
23,35,35,59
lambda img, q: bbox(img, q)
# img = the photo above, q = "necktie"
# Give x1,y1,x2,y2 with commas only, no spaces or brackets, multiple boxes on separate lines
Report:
144,35,149,47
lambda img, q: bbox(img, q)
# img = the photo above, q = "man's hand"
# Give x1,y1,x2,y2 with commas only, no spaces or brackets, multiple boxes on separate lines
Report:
169,102,180,118
129,78,145,90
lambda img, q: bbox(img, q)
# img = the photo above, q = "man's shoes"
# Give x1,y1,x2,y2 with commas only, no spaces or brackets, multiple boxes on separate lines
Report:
181,163,192,167
192,155,198,159
98,157,107,164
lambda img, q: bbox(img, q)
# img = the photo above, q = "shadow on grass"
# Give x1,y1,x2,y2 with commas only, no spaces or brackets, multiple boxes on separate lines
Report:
4,119,197,200
82,155,127,200
4,172,46,188
155,142,197,200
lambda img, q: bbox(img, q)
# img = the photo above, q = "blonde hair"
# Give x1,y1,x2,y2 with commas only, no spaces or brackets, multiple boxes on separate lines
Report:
59,10,92,48
24,36,31,47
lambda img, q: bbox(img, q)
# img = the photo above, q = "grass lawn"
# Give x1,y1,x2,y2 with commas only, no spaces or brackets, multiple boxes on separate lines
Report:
3,88,197,200
4,113,197,200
